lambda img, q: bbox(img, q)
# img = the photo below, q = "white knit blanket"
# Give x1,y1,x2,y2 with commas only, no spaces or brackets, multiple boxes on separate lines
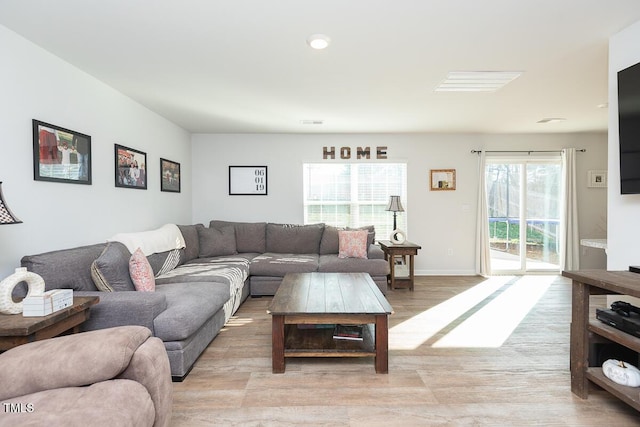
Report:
108,224,186,255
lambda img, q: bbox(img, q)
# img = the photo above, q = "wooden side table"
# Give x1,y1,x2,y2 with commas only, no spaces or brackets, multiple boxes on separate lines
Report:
378,240,421,291
0,296,99,351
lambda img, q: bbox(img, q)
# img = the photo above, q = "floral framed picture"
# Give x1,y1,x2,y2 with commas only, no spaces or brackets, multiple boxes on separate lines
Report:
160,158,181,193
430,169,456,191
115,144,147,189
32,119,92,185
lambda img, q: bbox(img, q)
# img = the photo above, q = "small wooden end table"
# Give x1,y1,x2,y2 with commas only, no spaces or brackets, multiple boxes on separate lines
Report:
378,240,421,291
0,296,99,351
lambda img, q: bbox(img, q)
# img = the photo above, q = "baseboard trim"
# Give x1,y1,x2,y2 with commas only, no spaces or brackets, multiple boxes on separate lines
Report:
414,269,478,276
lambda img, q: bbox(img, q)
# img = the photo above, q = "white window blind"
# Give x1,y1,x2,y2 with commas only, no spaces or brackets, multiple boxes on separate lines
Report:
303,163,407,239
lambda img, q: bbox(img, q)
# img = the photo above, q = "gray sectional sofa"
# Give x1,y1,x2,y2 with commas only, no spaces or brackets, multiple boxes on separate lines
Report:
18,221,389,381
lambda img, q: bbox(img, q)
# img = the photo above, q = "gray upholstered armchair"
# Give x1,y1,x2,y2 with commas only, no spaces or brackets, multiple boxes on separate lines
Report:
0,326,172,427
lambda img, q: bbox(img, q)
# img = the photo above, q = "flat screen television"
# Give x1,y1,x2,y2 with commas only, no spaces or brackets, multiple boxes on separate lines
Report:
618,61,640,194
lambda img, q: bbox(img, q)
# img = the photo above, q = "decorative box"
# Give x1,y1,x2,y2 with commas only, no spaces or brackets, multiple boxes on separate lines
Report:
22,289,73,317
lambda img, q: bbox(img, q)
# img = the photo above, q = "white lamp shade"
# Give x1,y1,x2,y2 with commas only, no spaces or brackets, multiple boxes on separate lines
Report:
386,195,404,212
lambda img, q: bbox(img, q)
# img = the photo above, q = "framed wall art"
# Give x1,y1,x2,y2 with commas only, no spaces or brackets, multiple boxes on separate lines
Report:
160,158,181,193
229,166,268,195
430,169,456,191
32,119,92,185
115,144,147,189
588,170,607,188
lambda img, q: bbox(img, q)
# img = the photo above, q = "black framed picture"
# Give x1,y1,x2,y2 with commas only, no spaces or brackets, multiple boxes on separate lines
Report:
32,119,92,185
229,166,267,195
115,144,147,189
160,158,180,193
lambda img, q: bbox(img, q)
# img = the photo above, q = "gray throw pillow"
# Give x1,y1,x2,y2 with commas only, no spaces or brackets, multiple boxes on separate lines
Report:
177,224,202,262
90,242,135,292
198,225,238,257
147,248,183,276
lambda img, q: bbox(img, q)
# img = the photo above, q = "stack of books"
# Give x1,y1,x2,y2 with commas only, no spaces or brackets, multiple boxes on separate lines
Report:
333,324,364,341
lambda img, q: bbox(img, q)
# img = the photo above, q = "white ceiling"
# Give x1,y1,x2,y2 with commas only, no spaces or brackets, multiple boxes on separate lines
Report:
2,0,640,134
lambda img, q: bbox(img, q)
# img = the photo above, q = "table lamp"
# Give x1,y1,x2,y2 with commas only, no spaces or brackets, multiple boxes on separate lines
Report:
386,195,406,244
0,181,33,315
386,195,404,231
0,182,22,225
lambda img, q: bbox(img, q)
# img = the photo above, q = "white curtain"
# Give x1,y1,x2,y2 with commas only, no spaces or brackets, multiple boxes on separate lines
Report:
475,151,491,276
561,148,580,270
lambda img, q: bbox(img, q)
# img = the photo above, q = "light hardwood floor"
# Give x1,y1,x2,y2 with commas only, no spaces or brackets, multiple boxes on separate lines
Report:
171,275,640,426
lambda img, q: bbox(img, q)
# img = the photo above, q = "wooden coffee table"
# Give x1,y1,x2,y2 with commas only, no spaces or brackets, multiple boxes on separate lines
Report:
267,272,393,373
0,296,99,351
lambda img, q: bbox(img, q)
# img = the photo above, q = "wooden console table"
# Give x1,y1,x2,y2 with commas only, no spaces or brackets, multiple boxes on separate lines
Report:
562,269,640,411
0,296,99,351
378,240,421,291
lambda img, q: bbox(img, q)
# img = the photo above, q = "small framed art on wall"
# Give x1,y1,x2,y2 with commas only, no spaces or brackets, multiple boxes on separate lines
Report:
115,144,147,189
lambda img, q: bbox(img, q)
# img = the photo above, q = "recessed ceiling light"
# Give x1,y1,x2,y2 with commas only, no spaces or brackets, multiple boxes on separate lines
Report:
597,103,609,109
435,71,522,92
307,34,330,50
301,120,324,125
537,118,566,124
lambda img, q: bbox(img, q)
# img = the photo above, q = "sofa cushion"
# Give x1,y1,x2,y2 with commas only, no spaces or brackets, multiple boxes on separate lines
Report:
210,220,266,253
90,242,135,292
250,253,319,276
319,225,375,255
266,223,324,254
197,225,238,257
153,282,230,341
178,224,202,262
318,254,390,276
20,243,107,292
129,248,156,292
338,230,369,259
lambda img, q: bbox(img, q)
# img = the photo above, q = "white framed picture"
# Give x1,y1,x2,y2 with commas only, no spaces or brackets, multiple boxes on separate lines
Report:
229,166,268,195
588,170,607,188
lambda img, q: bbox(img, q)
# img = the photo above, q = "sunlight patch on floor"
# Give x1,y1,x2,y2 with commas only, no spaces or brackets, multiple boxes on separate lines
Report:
388,276,514,350
431,275,554,348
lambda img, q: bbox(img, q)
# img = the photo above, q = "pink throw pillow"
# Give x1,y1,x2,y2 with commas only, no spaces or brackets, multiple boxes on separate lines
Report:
338,230,369,259
129,248,155,292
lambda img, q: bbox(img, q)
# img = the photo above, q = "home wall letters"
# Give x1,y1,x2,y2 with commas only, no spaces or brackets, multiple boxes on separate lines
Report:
322,146,388,160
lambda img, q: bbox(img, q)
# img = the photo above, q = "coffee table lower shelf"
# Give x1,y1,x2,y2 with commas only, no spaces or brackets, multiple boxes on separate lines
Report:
284,324,376,358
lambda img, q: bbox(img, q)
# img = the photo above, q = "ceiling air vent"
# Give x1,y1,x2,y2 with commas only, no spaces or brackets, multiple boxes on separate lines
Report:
435,71,522,92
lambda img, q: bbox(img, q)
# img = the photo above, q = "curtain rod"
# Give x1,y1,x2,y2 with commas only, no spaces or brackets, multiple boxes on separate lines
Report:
471,149,586,154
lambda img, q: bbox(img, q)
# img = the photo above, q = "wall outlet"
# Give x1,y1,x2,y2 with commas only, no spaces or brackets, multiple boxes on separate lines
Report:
447,248,453,256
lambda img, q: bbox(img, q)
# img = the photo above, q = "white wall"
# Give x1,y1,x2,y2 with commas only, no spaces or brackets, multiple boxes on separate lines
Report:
192,132,607,275
608,20,640,270
0,25,192,277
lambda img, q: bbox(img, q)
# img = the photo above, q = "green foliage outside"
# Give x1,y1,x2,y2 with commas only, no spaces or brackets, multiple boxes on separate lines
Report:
489,221,557,248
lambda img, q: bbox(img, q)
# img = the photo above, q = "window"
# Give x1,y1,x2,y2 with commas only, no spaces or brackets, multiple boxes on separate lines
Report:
303,163,407,239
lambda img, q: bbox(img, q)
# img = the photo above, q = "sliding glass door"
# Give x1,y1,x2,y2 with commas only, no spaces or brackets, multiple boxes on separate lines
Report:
486,158,561,273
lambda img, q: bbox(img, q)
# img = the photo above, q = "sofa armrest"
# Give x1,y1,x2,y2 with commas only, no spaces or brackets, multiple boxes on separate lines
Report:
118,336,173,427
368,244,385,260
0,326,152,401
75,291,167,334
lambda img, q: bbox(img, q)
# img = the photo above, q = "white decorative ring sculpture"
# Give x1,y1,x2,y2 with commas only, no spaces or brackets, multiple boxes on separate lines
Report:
0,267,45,314
390,229,407,245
